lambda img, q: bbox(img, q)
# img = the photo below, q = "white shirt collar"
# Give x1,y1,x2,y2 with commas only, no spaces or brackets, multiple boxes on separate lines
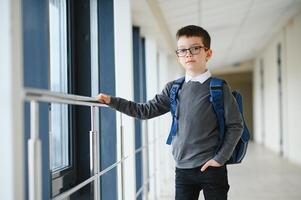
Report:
185,70,211,84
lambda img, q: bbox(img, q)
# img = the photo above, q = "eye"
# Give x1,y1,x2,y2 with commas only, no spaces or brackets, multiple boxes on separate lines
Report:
177,49,187,54
190,46,200,52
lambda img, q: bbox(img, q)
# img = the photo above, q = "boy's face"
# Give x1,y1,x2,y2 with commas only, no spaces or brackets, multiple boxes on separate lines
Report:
176,36,212,76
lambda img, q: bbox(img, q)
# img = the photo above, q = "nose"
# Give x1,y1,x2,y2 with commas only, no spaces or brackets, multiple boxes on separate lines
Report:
185,49,192,57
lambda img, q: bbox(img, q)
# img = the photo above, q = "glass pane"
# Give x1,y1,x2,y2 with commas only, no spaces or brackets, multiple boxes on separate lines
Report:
49,0,69,171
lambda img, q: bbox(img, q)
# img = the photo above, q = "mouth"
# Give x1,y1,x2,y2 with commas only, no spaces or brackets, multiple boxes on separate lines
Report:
186,60,195,64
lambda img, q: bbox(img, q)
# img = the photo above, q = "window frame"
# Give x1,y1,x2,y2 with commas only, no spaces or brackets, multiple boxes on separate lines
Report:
49,0,77,196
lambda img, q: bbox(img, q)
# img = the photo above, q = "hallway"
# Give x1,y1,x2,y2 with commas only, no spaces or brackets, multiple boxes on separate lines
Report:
2,0,301,199
162,143,301,200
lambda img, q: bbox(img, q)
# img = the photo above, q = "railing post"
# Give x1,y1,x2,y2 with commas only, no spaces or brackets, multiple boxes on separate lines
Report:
90,106,100,200
28,101,42,200
119,113,125,200
142,121,149,200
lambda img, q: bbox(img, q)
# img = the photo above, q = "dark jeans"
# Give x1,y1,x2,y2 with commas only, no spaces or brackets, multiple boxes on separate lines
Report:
175,165,229,200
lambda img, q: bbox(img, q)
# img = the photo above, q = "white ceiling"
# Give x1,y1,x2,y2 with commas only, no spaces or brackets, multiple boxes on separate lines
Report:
131,0,301,69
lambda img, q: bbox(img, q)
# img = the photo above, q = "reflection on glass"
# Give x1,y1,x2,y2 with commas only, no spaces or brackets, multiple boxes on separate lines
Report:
49,0,69,171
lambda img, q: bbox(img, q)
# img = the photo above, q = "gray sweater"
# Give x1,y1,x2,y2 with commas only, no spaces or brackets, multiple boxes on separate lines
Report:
108,78,243,168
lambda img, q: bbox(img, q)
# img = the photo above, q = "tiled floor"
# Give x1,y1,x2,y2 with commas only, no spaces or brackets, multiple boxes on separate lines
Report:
161,142,301,200
226,143,301,200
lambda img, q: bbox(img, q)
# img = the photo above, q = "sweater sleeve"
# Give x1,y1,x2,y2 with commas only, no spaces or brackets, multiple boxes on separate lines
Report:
107,82,173,119
213,84,244,165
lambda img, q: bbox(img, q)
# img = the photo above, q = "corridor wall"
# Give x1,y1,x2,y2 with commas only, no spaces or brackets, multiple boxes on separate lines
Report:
253,10,301,165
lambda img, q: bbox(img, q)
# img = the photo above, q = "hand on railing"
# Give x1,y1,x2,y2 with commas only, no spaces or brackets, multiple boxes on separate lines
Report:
96,93,111,104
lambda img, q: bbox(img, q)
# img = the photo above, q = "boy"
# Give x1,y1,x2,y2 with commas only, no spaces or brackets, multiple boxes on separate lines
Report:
96,25,243,200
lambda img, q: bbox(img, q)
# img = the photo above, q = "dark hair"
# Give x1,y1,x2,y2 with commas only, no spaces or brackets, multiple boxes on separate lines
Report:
176,25,211,48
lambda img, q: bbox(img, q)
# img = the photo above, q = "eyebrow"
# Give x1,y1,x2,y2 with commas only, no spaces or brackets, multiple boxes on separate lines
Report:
177,43,203,48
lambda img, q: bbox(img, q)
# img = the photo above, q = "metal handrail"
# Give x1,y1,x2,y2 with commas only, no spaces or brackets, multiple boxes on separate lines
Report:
135,145,147,154
25,87,160,200
135,173,155,198
24,88,108,107
53,156,129,200
24,88,107,200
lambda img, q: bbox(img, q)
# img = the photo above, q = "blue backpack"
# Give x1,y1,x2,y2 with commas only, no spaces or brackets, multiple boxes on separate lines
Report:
166,77,250,164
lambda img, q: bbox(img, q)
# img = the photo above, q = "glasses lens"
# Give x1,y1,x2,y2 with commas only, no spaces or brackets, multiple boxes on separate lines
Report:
176,49,187,57
190,46,201,55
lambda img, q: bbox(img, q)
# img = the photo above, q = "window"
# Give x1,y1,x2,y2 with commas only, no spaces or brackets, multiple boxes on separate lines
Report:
49,0,69,172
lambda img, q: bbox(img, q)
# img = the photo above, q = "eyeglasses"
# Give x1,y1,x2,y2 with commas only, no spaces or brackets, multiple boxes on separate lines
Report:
175,46,208,57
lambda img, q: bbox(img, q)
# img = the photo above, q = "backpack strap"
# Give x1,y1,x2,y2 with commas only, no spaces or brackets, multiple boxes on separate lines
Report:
210,78,225,149
166,76,185,145
232,91,250,142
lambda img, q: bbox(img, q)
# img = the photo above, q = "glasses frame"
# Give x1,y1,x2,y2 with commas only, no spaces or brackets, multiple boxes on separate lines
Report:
175,45,208,57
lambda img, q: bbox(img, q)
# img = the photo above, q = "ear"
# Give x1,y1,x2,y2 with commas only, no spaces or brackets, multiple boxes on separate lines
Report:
206,49,213,62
